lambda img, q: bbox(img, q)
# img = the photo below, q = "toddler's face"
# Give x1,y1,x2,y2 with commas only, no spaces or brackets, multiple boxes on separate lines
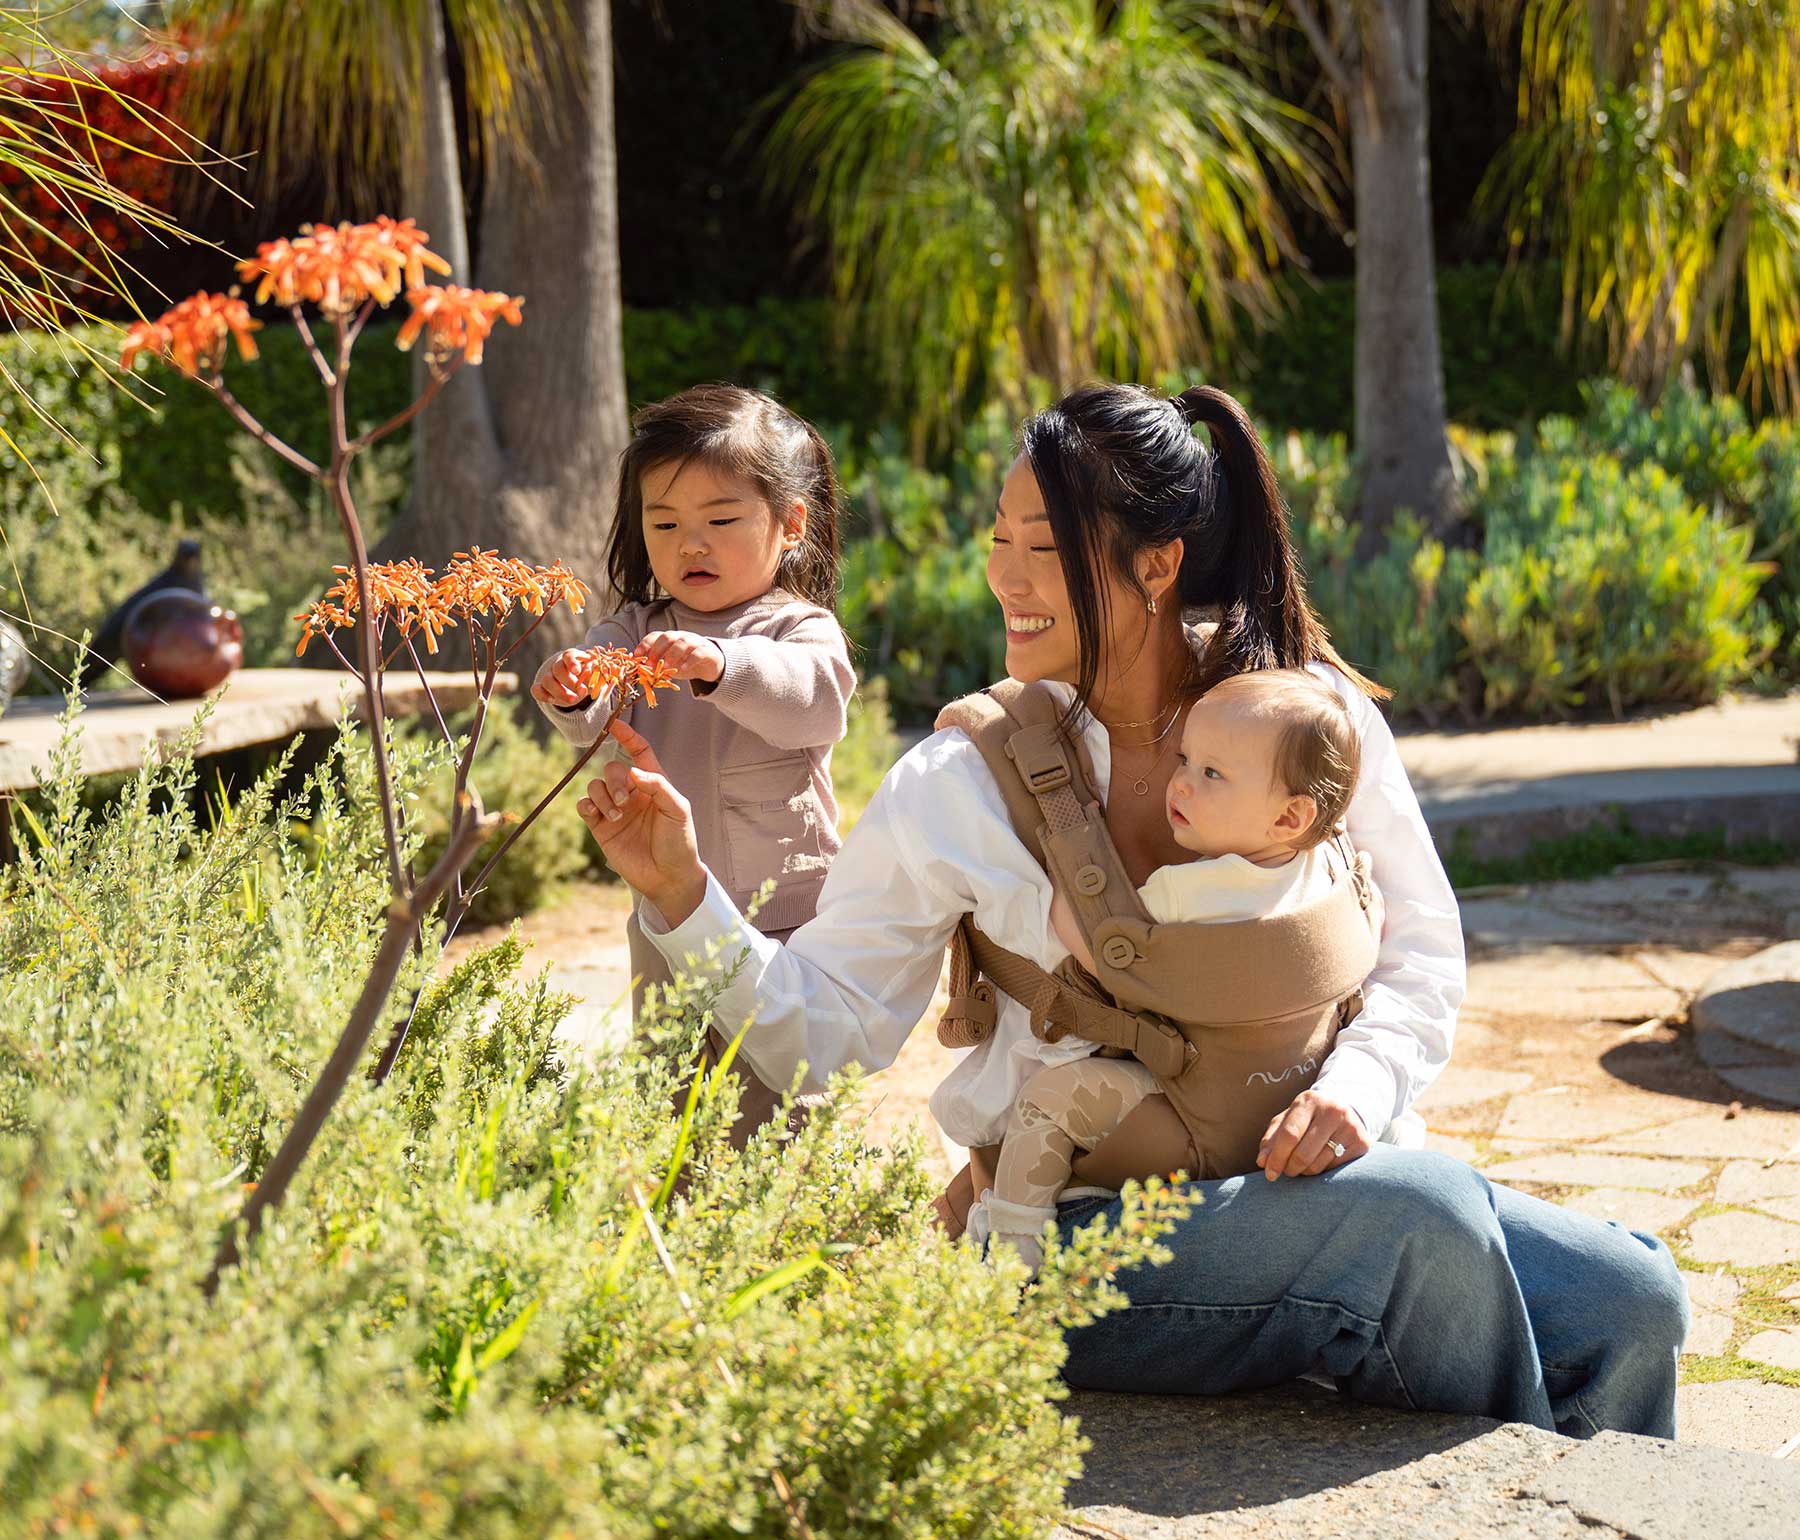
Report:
639,458,803,612
1164,694,1306,860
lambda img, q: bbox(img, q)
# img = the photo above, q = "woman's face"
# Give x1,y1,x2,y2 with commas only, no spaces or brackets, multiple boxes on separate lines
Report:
986,455,1173,689
639,458,802,612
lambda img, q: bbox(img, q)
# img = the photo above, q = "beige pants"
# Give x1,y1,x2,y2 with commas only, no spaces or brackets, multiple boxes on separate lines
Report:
993,1056,1173,1210
627,910,820,1150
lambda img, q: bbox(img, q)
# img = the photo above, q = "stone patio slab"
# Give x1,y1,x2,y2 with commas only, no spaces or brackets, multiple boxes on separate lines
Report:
1423,1131,1482,1163
1685,1211,1800,1267
1683,1310,1734,1357
1560,1187,1699,1233
1715,1162,1800,1206
1682,1271,1743,1312
1677,1379,1800,1455
1739,1329,1800,1373
1413,1066,1535,1111
1497,1087,1691,1144
1597,1111,1800,1161
1483,1152,1711,1191
1463,952,1681,1021
1749,1195,1800,1226
1725,868,1800,909
1518,1431,1800,1540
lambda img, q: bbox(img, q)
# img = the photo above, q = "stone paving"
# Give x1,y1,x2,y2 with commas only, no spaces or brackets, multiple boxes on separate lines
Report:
1439,862,1800,1457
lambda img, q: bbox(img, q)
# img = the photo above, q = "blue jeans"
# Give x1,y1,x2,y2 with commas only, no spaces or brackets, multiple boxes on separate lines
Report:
1058,1147,1687,1438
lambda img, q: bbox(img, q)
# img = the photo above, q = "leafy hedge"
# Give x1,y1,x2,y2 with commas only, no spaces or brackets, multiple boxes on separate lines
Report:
839,384,1795,725
0,303,884,528
1242,264,1604,434
0,264,1594,531
1,710,1186,1537
1287,383,1796,720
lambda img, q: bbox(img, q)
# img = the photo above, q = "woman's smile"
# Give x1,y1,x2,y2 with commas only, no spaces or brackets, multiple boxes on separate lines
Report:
1005,611,1056,639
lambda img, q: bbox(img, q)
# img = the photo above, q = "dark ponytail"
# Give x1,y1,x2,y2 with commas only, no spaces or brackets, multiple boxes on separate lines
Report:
1020,381,1384,710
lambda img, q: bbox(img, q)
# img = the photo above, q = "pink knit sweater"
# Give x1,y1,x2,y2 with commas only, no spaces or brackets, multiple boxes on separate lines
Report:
538,589,855,933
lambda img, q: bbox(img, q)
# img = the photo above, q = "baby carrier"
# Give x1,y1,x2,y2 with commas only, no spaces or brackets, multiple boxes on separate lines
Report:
935,676,1384,1183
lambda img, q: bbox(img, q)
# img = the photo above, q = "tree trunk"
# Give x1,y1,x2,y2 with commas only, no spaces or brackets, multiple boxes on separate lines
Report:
1348,0,1455,550
381,0,629,683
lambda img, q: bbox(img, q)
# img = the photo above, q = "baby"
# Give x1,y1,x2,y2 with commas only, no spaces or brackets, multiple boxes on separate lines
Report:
983,668,1368,1275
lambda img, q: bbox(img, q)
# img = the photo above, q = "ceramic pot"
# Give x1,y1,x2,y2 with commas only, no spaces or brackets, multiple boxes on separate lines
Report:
122,589,244,698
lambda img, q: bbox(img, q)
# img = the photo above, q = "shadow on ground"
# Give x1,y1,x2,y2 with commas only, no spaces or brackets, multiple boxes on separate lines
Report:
1063,1382,1493,1516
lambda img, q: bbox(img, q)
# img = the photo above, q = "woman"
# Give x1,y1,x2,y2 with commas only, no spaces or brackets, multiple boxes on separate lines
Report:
579,383,1687,1438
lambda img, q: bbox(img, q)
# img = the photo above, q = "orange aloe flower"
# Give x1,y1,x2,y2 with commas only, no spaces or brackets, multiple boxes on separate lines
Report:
565,645,681,708
397,285,524,371
121,293,261,377
239,219,453,316
296,551,590,657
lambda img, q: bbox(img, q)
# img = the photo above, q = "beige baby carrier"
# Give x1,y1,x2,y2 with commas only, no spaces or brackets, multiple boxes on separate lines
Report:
935,677,1384,1186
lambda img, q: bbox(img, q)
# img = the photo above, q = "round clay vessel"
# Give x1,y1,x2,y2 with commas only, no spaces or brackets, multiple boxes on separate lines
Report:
122,588,244,697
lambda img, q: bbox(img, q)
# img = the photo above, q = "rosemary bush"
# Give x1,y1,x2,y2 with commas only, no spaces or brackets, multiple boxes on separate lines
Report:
0,706,1186,1537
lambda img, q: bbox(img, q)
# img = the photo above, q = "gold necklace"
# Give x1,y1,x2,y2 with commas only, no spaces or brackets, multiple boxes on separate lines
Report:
1110,713,1181,796
1094,701,1180,748
1098,699,1180,734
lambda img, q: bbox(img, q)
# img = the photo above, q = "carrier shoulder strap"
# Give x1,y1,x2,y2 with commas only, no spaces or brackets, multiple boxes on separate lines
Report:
932,682,1188,1076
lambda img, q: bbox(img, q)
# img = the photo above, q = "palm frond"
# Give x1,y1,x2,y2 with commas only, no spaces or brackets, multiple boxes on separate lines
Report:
762,0,1334,445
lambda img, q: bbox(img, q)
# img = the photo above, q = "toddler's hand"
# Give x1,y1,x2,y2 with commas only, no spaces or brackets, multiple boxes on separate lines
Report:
531,648,593,708
636,630,724,685
1256,1090,1370,1180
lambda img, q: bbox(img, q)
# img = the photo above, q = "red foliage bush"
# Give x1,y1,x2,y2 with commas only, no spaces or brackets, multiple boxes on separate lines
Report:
0,43,188,315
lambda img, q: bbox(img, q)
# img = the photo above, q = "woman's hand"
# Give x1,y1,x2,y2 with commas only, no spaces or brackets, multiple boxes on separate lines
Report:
531,648,593,708
1256,1090,1371,1180
575,719,707,924
636,630,725,685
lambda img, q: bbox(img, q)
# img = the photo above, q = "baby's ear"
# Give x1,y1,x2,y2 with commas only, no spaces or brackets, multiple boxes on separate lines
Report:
782,496,808,547
1274,792,1317,841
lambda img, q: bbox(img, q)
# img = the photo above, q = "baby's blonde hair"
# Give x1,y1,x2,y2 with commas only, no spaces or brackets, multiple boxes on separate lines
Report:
1201,669,1360,848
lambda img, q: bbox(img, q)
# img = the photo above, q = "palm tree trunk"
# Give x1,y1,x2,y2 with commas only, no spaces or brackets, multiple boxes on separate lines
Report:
381,0,628,681
1348,0,1455,550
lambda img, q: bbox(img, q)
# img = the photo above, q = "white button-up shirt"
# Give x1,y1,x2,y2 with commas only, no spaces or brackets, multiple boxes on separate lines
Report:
644,666,1464,1150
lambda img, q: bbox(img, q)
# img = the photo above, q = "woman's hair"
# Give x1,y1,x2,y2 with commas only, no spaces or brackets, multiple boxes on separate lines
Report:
606,382,843,610
1019,382,1385,709
1204,669,1361,848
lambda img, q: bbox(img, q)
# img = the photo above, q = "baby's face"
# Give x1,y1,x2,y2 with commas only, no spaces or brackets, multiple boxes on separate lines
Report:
1164,694,1301,860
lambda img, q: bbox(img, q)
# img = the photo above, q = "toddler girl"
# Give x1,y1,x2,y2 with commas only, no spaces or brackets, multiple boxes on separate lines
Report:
533,383,854,1144
981,668,1372,1274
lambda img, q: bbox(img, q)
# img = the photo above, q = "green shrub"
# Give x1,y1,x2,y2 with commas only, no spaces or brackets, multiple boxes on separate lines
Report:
1276,430,1476,721
0,320,416,525
0,705,1189,1537
408,700,593,929
840,534,1008,722
1565,379,1800,669
1464,447,1771,716
833,676,905,827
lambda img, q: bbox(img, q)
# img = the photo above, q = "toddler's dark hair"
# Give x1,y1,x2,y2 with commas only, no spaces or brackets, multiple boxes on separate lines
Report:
1206,669,1360,849
606,383,843,610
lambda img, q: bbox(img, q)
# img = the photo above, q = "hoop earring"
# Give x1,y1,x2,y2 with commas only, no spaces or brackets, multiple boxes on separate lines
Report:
1147,596,1158,616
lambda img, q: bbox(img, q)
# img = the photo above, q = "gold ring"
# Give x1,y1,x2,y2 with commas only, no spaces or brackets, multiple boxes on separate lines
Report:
1328,1140,1347,1159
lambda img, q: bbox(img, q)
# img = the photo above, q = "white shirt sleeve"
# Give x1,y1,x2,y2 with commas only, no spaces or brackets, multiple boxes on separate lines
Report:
1307,669,1466,1139
639,728,1054,1099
